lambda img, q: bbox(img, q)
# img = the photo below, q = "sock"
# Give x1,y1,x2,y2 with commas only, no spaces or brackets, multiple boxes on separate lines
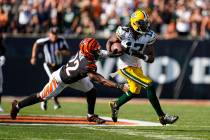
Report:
53,96,60,106
18,93,42,109
147,85,165,117
86,88,96,115
116,90,134,108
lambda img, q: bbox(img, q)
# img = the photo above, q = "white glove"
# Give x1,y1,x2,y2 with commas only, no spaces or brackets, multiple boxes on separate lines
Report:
99,50,109,58
121,40,131,49
0,56,6,66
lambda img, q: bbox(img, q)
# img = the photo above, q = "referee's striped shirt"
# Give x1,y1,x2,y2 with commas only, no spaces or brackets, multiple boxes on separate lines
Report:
36,36,69,66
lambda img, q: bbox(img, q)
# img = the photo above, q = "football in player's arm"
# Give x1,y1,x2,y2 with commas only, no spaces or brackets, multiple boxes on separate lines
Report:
10,38,128,124
106,9,178,125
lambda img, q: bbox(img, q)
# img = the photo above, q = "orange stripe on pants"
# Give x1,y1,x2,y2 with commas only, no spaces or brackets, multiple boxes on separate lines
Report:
39,78,58,99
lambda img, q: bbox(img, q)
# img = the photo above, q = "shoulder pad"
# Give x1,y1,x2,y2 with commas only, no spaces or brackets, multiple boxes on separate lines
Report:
146,30,157,45
116,26,129,40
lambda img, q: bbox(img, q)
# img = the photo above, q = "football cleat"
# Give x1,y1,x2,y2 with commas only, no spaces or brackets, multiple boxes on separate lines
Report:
54,103,61,110
10,100,19,120
159,114,179,125
0,105,4,112
87,114,106,124
40,101,47,111
109,101,119,122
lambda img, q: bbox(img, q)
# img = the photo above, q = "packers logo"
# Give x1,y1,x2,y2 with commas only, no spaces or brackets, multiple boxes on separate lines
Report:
131,13,137,18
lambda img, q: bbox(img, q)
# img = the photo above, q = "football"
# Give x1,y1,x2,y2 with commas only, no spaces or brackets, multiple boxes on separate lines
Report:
110,42,123,54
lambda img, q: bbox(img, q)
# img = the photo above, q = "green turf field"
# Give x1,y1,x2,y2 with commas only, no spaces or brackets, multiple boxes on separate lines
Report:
0,98,210,140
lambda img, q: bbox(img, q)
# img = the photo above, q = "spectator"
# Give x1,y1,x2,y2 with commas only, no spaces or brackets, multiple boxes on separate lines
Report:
200,8,210,39
0,8,8,32
62,1,80,34
175,0,191,37
190,7,202,38
17,0,31,33
75,11,96,36
90,0,102,30
150,7,163,34
28,9,40,33
100,0,121,37
37,3,49,33
162,21,178,39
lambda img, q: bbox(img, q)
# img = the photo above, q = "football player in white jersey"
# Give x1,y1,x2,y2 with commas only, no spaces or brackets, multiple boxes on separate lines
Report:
106,9,179,125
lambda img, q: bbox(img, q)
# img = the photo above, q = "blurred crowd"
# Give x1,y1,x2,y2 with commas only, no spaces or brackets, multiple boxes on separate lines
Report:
0,0,210,39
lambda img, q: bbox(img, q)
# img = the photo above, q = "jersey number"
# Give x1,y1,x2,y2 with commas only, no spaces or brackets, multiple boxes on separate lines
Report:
126,42,145,55
66,60,79,76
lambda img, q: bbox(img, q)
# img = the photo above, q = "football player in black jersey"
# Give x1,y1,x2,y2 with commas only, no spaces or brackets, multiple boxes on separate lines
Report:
10,38,128,124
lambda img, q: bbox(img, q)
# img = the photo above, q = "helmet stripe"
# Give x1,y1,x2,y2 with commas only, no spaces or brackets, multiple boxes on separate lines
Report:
81,43,85,54
91,41,97,50
87,38,94,52
141,10,147,20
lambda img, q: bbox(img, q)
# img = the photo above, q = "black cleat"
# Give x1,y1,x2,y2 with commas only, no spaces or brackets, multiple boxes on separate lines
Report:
87,114,106,124
159,114,179,125
109,101,119,122
10,100,19,120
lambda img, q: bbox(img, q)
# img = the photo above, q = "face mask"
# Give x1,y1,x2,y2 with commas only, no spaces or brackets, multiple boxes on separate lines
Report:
92,50,100,60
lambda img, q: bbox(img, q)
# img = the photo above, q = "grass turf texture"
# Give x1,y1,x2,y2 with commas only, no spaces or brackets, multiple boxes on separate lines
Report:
0,98,210,140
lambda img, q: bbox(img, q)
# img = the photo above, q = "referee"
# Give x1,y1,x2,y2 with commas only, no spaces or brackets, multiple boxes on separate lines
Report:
0,32,6,112
30,27,70,110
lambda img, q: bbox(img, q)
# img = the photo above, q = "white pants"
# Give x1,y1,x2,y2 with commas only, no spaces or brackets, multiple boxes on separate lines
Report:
39,68,94,100
43,62,52,79
0,66,2,93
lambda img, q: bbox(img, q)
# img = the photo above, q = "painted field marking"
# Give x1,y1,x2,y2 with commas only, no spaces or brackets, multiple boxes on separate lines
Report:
0,114,161,126
83,127,207,140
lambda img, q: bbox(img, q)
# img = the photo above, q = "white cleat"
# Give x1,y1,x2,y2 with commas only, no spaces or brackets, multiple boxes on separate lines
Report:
0,105,4,112
40,101,47,111
54,104,61,110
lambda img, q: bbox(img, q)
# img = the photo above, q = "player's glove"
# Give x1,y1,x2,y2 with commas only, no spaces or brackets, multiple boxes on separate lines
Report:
116,83,129,92
0,55,6,66
121,40,131,49
99,50,123,59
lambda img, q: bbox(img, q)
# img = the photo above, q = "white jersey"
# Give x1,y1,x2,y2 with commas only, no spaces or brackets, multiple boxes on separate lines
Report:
116,26,156,69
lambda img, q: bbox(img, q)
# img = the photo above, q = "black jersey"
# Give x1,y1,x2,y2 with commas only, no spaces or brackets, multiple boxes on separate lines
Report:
60,52,97,84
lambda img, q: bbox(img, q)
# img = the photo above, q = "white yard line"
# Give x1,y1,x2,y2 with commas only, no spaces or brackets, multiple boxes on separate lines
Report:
82,127,207,140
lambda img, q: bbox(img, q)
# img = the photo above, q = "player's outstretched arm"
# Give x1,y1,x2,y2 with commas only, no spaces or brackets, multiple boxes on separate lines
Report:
99,50,123,59
30,43,39,65
87,72,128,92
